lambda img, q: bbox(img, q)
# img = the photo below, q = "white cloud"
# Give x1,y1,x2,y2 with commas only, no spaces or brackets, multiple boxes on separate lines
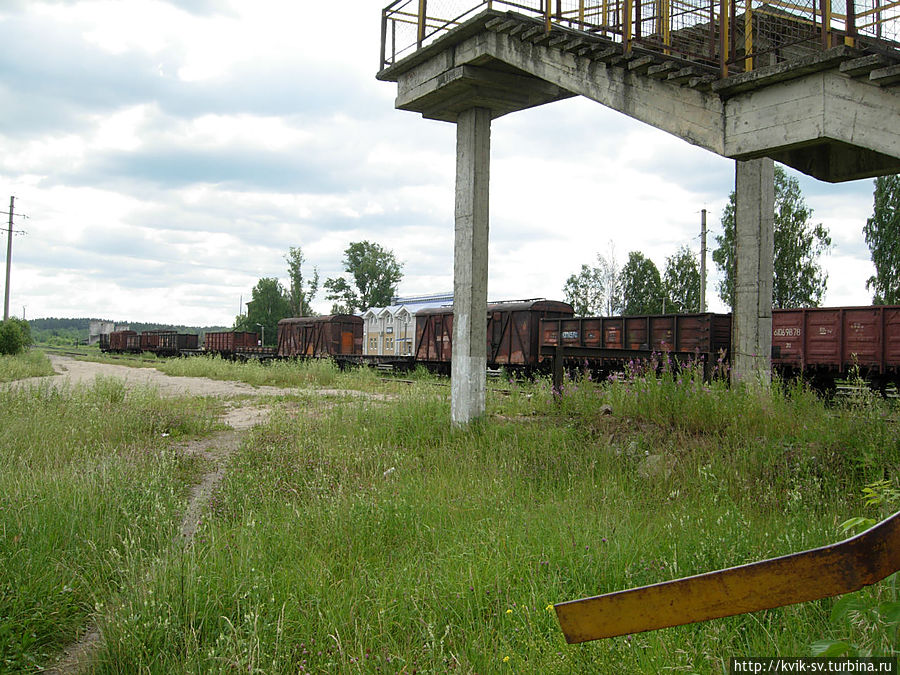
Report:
0,0,884,327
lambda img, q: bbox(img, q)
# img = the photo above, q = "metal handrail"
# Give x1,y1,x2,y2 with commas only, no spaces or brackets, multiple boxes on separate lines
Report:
380,0,899,75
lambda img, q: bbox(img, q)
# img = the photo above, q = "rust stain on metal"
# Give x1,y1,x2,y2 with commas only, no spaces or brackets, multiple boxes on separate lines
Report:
554,511,900,644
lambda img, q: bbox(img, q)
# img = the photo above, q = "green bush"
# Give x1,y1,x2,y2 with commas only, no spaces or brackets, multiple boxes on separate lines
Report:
0,319,28,355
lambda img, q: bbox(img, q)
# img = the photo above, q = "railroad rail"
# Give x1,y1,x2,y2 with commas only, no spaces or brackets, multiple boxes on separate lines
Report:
554,510,900,643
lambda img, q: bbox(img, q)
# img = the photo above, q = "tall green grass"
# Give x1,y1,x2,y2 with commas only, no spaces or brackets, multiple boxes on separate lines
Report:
0,349,55,382
89,369,899,672
0,378,221,672
156,354,390,391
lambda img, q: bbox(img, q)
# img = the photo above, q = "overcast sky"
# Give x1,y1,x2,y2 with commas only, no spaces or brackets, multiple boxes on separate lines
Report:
0,0,879,326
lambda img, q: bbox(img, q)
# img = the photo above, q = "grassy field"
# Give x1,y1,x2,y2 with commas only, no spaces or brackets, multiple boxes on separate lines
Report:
0,349,55,382
68,350,399,391
2,359,898,672
0,378,222,672
155,354,387,391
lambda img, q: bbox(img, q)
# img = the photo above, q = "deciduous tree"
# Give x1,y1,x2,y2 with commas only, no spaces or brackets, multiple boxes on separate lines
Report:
597,249,623,315
562,245,622,316
285,246,319,317
863,174,900,304
563,264,604,316
621,251,665,315
234,277,291,346
324,241,403,313
713,165,831,309
664,246,701,313
0,319,28,355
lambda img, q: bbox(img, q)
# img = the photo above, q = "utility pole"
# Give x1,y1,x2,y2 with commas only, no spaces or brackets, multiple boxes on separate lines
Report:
4,197,13,320
700,208,707,313
2,197,28,321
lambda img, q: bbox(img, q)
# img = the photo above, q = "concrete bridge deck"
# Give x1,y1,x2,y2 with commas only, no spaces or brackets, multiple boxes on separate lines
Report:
379,8,900,182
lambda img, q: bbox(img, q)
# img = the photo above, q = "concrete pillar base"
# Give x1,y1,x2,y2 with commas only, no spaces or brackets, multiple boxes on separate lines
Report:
451,107,491,426
732,158,774,385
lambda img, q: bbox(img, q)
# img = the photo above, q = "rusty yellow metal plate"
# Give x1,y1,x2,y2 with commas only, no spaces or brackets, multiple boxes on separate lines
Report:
554,510,900,644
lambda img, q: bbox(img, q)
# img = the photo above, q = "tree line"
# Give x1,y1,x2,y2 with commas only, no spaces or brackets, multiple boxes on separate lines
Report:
563,245,702,316
564,167,899,316
235,241,403,345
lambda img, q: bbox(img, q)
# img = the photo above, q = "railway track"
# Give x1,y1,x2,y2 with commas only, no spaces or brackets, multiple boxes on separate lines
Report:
41,347,158,364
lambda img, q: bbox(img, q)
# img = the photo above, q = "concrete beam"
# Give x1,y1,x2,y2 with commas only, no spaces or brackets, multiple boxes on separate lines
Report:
484,32,727,153
384,28,725,151
732,158,774,386
724,71,900,180
451,107,491,426
379,11,900,183
397,64,574,122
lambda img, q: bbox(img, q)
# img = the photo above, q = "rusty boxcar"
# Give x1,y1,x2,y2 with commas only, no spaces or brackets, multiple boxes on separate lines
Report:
277,315,363,359
155,332,199,356
541,313,731,355
204,331,260,354
140,330,175,352
772,305,900,390
414,299,575,374
540,312,732,379
107,330,137,353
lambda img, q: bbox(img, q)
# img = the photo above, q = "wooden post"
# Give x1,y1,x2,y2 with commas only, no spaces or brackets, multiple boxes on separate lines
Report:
553,343,565,399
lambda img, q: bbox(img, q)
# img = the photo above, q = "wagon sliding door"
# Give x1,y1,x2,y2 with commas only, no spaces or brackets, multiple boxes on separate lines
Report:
341,328,354,354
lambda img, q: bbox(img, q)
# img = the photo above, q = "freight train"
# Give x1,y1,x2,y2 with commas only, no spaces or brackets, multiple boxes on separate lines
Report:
101,301,900,392
100,329,199,357
542,305,900,393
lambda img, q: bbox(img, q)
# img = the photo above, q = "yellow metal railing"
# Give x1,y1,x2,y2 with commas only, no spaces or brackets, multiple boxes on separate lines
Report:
380,0,899,75
554,510,900,643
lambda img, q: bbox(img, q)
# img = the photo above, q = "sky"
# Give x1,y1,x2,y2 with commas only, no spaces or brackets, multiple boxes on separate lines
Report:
0,0,880,326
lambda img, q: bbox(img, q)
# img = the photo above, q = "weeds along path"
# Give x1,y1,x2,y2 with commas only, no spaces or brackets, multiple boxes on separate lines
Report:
27,354,308,397
35,355,387,674
10,355,394,401
44,427,246,675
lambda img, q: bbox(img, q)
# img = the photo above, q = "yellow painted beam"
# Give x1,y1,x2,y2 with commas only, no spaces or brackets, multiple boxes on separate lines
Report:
554,511,900,644
745,0,753,71
624,0,633,52
417,0,427,47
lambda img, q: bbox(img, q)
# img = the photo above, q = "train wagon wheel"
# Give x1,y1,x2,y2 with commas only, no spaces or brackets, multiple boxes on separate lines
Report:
807,373,837,398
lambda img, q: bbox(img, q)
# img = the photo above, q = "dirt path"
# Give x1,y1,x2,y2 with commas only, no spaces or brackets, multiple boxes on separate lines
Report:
10,355,392,404
11,354,298,397
36,356,306,674
27,353,396,673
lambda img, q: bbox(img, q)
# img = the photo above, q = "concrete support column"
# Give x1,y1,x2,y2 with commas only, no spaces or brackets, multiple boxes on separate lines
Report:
451,107,491,425
732,158,774,385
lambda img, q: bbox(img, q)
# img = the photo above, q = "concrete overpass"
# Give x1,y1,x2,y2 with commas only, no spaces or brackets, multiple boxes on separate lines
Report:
377,0,900,424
